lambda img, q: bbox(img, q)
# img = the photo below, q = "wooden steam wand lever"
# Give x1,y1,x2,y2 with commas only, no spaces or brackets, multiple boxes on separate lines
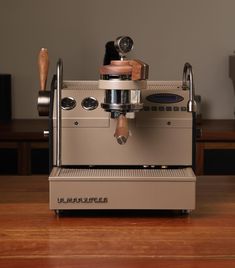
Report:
37,48,50,116
38,48,49,91
114,114,129,145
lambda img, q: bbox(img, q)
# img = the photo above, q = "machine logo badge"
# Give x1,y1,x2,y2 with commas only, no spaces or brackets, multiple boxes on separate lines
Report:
57,197,108,204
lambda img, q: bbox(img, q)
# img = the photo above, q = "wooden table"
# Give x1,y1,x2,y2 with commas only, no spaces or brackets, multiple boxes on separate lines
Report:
0,175,235,268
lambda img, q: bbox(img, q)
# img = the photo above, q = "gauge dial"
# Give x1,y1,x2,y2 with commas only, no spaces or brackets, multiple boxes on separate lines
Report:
61,97,76,110
81,97,99,110
115,36,134,55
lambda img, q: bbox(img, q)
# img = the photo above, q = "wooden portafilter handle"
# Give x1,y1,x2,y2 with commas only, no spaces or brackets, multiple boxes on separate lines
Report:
37,48,50,116
38,48,49,91
114,114,129,145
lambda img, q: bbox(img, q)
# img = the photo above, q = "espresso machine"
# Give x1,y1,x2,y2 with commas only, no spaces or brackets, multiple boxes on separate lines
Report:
37,36,197,215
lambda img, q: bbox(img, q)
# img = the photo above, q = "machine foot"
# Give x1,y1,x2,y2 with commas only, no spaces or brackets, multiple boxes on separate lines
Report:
54,209,61,216
181,209,192,215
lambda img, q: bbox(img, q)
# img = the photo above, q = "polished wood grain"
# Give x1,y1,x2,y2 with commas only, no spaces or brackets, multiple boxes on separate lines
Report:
0,119,48,141
0,175,235,267
197,119,235,141
38,48,49,91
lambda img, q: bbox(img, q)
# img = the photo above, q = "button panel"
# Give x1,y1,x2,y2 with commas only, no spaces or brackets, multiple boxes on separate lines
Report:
142,105,187,112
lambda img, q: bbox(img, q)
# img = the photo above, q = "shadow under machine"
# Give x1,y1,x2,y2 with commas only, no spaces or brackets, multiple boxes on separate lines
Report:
37,36,197,214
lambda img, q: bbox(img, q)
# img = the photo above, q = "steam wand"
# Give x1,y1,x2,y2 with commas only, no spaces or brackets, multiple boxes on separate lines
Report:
182,63,197,113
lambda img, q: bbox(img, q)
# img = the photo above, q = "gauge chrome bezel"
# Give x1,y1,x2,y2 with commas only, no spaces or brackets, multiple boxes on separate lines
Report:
81,97,99,111
61,97,77,110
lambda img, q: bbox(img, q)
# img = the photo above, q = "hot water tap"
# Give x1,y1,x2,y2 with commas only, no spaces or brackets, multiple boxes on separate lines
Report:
182,62,197,113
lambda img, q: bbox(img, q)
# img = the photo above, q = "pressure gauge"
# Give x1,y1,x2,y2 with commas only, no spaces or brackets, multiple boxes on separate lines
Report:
114,36,134,57
81,97,99,111
61,97,76,110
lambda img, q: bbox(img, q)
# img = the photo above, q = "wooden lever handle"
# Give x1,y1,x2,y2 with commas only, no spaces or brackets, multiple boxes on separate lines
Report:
114,114,129,145
38,48,49,91
129,59,149,80
100,59,148,81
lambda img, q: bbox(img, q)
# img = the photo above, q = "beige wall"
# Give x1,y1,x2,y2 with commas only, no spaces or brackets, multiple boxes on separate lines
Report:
0,0,235,119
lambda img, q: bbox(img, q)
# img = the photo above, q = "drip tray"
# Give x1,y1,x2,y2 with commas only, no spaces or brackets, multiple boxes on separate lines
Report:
49,167,196,210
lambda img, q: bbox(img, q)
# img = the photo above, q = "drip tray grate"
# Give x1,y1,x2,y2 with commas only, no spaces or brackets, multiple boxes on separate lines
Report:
57,167,194,180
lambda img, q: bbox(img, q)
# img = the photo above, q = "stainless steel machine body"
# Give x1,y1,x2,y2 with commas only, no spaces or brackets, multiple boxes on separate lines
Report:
49,80,196,212
37,38,196,214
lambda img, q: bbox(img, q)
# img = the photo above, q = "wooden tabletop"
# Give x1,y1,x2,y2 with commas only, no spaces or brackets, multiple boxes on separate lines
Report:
0,175,235,268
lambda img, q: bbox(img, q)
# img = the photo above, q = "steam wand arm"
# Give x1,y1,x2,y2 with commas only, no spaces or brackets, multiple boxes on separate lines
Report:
182,63,197,113
56,59,63,167
38,48,49,91
37,48,50,116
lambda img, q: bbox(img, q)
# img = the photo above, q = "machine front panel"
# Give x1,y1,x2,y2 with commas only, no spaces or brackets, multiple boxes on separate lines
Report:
56,124,192,166
53,82,193,167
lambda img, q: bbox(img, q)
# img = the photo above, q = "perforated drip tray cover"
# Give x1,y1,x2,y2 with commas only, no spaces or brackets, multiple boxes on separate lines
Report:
50,167,196,182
